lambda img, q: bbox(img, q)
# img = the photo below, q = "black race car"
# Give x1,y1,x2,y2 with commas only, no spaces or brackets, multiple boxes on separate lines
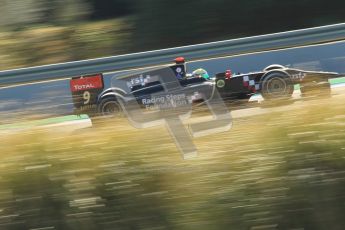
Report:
215,64,340,102
70,57,215,121
70,57,342,122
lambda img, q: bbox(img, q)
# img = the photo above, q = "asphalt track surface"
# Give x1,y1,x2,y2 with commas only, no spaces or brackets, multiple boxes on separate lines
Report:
1,81,344,137
1,40,345,125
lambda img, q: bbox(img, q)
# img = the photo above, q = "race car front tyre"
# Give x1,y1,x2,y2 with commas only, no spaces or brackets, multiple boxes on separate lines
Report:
260,72,294,101
263,64,285,72
300,81,331,98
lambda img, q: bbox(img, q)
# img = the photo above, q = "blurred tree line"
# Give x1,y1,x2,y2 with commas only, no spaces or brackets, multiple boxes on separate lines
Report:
0,0,345,68
132,0,345,49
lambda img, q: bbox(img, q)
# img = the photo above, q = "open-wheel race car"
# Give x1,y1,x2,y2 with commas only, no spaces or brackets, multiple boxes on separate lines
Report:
70,57,343,123
215,64,340,102
69,57,215,123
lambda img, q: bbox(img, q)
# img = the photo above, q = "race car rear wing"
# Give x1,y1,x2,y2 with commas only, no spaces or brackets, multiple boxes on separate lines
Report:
70,73,104,115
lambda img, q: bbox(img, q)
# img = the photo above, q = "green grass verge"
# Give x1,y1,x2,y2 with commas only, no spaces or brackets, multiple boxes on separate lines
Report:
0,114,89,130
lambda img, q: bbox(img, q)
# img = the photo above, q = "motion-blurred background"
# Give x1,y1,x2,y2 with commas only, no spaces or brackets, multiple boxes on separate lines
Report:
0,0,345,69
1,1,345,230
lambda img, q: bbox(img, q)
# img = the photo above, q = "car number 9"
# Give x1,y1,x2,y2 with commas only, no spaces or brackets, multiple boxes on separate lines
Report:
83,91,91,104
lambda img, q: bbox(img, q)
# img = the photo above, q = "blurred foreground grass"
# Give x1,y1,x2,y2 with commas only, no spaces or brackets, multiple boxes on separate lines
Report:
0,96,345,229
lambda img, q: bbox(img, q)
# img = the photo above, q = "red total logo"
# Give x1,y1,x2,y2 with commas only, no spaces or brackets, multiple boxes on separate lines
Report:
70,74,104,92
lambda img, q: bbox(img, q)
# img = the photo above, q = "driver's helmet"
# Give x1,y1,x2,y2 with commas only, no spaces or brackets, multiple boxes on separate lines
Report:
192,68,209,79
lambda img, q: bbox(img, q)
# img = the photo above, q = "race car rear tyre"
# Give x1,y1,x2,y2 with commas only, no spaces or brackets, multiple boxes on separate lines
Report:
98,97,122,117
260,72,294,101
300,81,331,98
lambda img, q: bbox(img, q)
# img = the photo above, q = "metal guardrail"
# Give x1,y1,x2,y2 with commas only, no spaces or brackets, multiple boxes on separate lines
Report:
1,23,345,86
